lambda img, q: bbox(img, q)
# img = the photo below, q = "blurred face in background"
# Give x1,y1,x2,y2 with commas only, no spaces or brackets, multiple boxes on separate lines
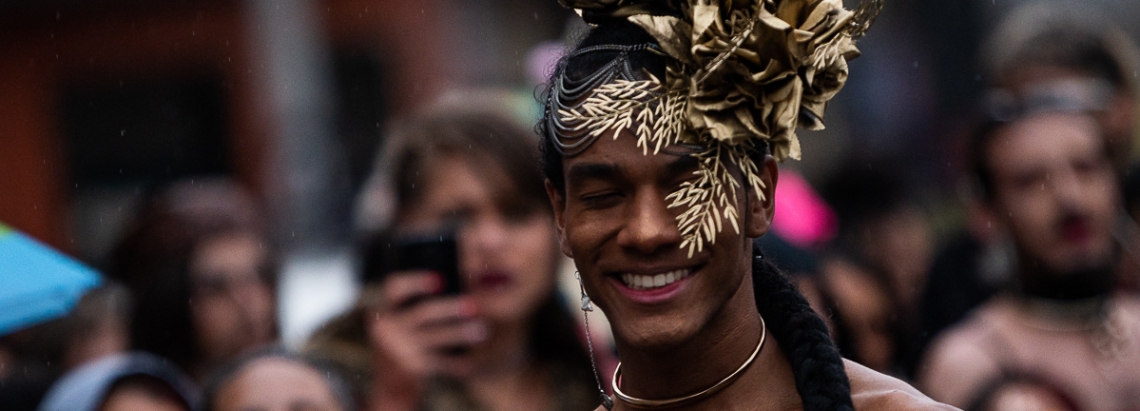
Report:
984,113,1119,277
98,376,191,411
398,153,559,326
211,357,344,411
189,232,275,366
976,380,1077,411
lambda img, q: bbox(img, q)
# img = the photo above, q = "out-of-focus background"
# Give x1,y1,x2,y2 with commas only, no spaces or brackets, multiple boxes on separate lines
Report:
3,0,1136,338
1,0,582,346
4,0,1140,410
14,0,1140,264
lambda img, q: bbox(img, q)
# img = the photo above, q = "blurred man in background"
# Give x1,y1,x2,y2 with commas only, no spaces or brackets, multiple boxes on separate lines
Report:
918,110,1140,410
919,1,1140,361
981,2,1139,174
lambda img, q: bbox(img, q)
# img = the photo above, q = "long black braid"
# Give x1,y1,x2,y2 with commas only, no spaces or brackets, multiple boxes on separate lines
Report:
753,242,854,411
539,19,854,411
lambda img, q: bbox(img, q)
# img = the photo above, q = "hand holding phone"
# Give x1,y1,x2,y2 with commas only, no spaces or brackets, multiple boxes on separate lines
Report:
368,272,486,382
381,230,463,297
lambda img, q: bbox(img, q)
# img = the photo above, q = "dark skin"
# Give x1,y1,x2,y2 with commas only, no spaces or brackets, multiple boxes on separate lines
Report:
546,131,802,411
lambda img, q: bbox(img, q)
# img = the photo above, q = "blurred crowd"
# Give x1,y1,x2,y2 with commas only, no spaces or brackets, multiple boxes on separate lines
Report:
5,2,1140,411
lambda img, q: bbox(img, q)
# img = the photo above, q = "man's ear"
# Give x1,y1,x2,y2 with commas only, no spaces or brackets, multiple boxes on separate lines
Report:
545,180,574,258
746,156,778,238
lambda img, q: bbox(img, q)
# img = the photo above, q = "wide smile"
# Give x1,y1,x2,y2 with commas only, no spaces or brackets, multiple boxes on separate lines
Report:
620,269,692,290
607,265,701,304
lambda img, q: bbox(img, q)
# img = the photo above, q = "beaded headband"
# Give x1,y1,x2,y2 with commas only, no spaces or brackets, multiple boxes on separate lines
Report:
547,44,659,156
547,0,882,256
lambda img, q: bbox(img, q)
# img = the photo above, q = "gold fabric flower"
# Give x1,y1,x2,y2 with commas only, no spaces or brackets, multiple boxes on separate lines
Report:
627,0,863,161
556,0,880,255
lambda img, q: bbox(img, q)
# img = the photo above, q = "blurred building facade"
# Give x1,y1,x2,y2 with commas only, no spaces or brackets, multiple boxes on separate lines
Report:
0,0,570,262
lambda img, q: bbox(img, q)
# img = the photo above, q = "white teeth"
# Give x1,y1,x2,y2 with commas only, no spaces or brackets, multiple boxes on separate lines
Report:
620,269,692,290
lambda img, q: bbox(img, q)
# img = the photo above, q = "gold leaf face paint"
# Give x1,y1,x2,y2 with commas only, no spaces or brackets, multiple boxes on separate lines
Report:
547,0,881,254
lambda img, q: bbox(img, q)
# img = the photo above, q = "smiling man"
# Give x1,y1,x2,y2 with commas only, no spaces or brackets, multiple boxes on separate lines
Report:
538,1,952,410
918,110,1140,411
552,139,766,375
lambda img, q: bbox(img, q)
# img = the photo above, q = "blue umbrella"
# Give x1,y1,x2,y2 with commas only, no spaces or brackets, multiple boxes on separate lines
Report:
0,222,101,336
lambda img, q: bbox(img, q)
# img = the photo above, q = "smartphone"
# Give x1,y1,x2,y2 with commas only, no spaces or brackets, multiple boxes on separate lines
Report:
381,230,463,296
379,230,471,355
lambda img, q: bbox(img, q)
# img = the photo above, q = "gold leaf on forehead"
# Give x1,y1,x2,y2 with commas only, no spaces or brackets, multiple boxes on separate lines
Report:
560,76,689,155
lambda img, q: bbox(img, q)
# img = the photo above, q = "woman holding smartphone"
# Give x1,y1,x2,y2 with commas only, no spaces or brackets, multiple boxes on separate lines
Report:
307,96,600,411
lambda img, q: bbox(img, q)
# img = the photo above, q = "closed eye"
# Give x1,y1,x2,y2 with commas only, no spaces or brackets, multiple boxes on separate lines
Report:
580,191,623,209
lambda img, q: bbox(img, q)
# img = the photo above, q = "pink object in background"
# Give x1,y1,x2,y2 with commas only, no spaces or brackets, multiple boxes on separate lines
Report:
771,170,837,248
528,41,567,86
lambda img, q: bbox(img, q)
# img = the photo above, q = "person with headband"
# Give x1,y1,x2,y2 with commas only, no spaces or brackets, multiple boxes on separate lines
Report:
539,0,954,409
917,105,1140,411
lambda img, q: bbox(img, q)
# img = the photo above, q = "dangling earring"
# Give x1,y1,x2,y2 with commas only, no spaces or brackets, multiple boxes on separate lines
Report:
578,271,614,410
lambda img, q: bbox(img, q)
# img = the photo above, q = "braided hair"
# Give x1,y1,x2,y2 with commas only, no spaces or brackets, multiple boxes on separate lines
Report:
540,19,854,411
753,242,854,411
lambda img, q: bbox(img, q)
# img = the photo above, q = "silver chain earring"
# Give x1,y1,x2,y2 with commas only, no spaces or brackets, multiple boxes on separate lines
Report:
577,271,614,410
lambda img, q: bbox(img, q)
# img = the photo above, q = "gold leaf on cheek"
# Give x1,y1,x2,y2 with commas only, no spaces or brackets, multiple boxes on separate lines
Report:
665,141,773,257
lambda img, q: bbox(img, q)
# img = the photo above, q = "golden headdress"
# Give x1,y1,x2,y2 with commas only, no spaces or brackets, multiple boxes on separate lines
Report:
547,0,882,256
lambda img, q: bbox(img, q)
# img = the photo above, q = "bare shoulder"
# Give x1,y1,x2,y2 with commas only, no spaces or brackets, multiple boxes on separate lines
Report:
845,360,960,411
914,300,1012,406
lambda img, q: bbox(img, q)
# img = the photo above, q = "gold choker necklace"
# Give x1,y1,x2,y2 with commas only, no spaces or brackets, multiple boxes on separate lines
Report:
611,316,767,408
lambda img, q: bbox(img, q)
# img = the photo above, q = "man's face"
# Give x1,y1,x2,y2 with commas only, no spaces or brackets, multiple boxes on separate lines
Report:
548,131,775,350
985,113,1119,276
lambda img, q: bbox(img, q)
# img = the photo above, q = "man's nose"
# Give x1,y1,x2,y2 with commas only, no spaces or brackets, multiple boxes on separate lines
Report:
617,187,682,255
